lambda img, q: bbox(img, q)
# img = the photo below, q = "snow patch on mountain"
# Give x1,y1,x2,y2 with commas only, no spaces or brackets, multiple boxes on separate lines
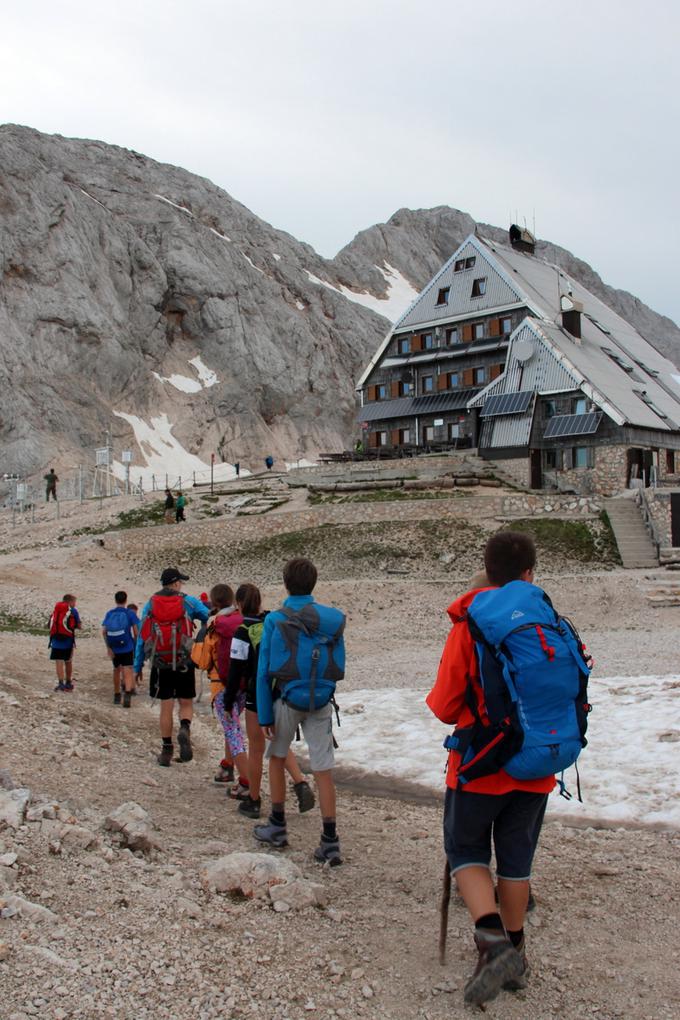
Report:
153,357,219,393
154,194,193,216
304,263,419,323
112,411,238,487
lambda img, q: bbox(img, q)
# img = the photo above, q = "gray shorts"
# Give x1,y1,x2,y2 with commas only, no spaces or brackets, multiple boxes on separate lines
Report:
266,699,335,772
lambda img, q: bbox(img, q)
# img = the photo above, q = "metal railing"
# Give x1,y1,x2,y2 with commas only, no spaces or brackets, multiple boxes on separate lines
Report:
636,486,662,559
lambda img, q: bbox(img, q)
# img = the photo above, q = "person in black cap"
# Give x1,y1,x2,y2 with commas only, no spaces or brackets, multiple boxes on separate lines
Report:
134,567,209,766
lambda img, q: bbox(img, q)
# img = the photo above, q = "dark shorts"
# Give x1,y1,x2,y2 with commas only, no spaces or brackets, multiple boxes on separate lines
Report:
149,664,196,701
112,651,134,668
244,682,257,714
443,787,548,881
50,646,74,661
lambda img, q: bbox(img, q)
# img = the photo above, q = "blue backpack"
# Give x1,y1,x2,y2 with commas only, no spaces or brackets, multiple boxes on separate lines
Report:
104,607,133,652
268,604,346,712
445,581,592,791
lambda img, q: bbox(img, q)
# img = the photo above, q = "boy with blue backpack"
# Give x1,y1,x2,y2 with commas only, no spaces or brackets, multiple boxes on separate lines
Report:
254,558,345,865
102,591,139,707
427,531,591,1007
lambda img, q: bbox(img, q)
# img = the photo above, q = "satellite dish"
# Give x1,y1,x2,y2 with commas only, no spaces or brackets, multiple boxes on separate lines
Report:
514,338,534,363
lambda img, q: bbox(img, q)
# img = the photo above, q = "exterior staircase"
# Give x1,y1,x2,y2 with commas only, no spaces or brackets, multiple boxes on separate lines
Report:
604,496,659,568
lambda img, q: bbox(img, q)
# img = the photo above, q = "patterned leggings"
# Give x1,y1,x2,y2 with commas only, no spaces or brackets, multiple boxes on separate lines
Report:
213,689,246,758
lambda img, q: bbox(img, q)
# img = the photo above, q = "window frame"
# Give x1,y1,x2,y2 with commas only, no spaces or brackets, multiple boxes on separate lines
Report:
471,277,487,298
473,322,485,340
436,287,450,306
397,337,411,355
421,375,434,394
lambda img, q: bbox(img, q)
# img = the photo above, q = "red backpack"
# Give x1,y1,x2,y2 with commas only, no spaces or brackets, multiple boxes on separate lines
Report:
49,601,75,638
140,593,194,670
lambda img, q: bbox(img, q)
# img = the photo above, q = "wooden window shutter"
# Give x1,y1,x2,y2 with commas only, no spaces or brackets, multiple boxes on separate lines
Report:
368,431,379,448
437,373,449,391
563,448,573,470
489,363,502,380
411,334,423,352
462,324,473,343
489,318,501,338
367,384,377,401
463,368,475,386
390,428,401,446
390,380,400,399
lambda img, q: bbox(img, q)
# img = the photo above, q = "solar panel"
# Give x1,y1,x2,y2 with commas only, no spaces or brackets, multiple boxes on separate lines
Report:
480,391,534,417
543,412,603,439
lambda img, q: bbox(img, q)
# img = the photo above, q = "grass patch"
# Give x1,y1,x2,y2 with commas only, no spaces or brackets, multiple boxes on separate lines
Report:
0,610,46,636
506,516,620,564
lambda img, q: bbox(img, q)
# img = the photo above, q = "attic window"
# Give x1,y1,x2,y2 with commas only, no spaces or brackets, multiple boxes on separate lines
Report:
602,347,633,372
471,278,487,298
436,287,450,305
586,314,611,335
635,389,668,419
454,256,476,272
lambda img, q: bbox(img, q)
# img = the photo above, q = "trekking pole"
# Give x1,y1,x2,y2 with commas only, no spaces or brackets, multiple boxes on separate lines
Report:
439,860,451,965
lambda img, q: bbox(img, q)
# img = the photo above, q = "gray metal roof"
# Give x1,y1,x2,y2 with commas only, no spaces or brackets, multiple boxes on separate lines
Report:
356,389,477,423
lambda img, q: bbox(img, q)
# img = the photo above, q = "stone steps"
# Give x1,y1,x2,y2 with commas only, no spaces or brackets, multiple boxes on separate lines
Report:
604,497,658,568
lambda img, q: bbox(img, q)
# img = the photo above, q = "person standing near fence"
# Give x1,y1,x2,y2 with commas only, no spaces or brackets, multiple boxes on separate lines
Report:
164,488,175,524
44,468,59,502
175,491,186,522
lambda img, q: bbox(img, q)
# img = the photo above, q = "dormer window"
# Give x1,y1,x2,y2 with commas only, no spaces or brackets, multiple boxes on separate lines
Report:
471,277,487,298
436,287,450,305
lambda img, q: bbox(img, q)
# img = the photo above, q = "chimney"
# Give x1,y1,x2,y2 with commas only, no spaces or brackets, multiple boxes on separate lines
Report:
509,223,536,255
560,294,584,340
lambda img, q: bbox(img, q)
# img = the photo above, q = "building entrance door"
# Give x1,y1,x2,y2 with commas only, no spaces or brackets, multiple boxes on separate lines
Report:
530,449,542,489
627,448,654,487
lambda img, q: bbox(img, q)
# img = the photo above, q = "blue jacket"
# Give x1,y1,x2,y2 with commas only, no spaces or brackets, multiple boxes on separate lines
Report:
256,594,345,727
133,592,209,672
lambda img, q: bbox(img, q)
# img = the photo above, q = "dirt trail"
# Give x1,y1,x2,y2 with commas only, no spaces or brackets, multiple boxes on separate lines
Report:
0,487,678,1019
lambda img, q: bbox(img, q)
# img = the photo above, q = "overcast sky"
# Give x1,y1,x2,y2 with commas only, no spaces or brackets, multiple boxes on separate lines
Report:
2,0,679,322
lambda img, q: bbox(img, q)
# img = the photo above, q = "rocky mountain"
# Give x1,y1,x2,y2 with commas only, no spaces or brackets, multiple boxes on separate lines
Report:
1,125,678,482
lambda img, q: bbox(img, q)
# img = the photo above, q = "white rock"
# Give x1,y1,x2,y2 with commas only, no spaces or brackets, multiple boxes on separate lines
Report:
59,824,98,851
201,851,326,911
177,896,202,918
104,802,160,852
0,852,17,866
26,803,57,822
0,866,18,890
23,945,78,970
2,894,58,923
0,788,31,829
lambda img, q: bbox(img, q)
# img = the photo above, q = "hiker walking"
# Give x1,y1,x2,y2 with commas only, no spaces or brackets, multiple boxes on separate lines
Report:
133,567,209,766
426,531,591,1006
102,590,139,707
264,455,273,471
175,491,186,522
226,582,314,820
254,558,345,865
190,584,241,785
44,468,59,501
49,594,81,691
164,488,175,524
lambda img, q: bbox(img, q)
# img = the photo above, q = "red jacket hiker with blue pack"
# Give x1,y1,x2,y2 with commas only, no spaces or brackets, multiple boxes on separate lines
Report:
427,582,591,796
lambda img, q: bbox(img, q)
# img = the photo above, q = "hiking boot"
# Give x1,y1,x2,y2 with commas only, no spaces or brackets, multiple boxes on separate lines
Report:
113,692,122,705
254,819,288,849
238,795,262,819
293,780,315,813
157,745,173,767
504,936,529,991
123,691,132,708
213,763,235,785
55,682,65,692
464,930,524,1006
177,727,193,762
228,781,250,801
62,682,74,692
313,835,343,867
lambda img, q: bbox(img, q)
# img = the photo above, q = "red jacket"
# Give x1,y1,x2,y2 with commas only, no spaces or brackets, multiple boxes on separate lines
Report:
426,586,555,796
214,608,244,682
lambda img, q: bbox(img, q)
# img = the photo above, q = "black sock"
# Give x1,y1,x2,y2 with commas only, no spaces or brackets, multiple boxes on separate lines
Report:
162,737,173,748
179,719,191,730
475,913,504,932
507,928,524,947
271,804,286,826
322,819,337,841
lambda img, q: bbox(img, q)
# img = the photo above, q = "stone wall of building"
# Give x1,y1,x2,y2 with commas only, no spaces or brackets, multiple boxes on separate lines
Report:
640,488,672,549
497,456,530,488
555,444,628,497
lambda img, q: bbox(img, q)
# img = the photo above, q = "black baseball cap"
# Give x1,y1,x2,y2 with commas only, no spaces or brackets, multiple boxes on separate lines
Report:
160,567,190,586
